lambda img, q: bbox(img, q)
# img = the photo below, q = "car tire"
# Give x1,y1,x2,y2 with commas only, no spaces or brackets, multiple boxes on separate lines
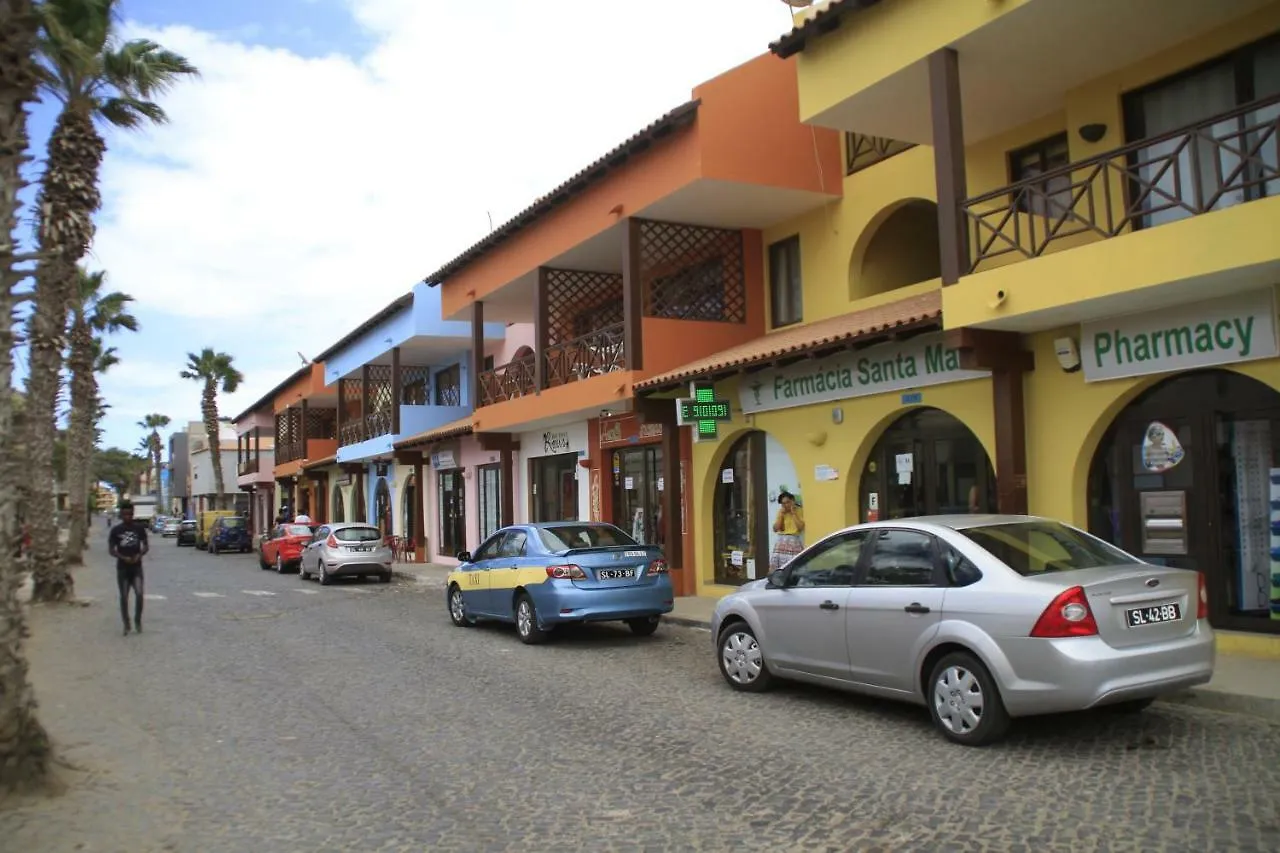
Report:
927,651,1011,747
298,560,310,581
626,616,660,637
379,572,392,584
275,553,286,574
318,563,332,586
259,552,270,570
514,593,548,645
448,585,475,627
1103,698,1156,715
716,622,774,692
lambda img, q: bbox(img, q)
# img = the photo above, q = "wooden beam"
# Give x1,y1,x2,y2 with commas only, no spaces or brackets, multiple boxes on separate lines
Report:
534,269,548,392
339,463,365,475
390,346,402,435
944,328,1034,372
499,447,515,527
622,217,644,371
478,432,518,453
471,301,485,406
992,368,1029,515
928,47,970,285
395,450,423,465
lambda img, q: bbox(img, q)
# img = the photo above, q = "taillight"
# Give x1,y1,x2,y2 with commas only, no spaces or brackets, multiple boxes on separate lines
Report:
1197,572,1208,619
546,564,586,580
326,534,338,548
1030,586,1098,638
648,559,668,575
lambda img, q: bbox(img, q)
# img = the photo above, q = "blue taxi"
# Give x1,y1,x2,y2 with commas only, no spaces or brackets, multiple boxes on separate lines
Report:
446,522,674,644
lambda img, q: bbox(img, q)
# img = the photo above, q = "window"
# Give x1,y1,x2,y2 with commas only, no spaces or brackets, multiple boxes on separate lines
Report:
434,364,461,406
863,529,938,586
472,532,504,562
477,464,502,542
768,236,802,328
284,524,313,537
938,542,982,587
333,525,382,542
1008,133,1071,217
958,520,1138,576
483,355,495,372
499,530,528,558
538,523,636,552
784,531,865,588
649,259,726,322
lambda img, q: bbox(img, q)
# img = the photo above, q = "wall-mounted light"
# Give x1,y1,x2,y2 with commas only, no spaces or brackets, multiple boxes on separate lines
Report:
1078,123,1107,144
1053,336,1082,373
831,407,844,425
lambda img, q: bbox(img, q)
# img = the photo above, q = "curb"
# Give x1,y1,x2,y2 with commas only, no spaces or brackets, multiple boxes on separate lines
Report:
1158,688,1280,723
663,614,712,631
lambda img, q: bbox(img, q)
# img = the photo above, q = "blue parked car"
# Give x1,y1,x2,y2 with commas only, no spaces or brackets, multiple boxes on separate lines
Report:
446,522,674,644
208,516,252,555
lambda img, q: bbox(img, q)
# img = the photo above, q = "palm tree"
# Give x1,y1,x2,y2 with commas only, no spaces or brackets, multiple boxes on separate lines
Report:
181,349,242,509
137,413,169,499
0,0,52,792
64,268,136,564
24,0,197,603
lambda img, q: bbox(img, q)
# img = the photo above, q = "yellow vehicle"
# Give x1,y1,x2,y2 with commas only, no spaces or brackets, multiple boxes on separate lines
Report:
196,510,236,550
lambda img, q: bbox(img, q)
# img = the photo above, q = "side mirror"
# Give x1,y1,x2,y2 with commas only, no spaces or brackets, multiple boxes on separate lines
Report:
766,569,788,589
456,551,472,563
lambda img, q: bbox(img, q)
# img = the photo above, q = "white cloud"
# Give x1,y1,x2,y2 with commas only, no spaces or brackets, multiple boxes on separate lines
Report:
86,0,798,448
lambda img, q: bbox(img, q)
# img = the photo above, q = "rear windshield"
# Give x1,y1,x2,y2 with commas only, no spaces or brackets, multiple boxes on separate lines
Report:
284,524,314,536
220,518,244,528
538,524,637,552
957,521,1139,576
335,526,382,542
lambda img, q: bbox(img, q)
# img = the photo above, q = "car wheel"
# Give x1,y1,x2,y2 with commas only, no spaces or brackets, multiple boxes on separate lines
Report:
1104,698,1156,715
717,622,773,692
448,585,475,627
379,573,392,584
514,593,547,645
298,559,310,581
626,616,660,637
928,651,1011,747
259,552,270,570
318,563,332,586
275,553,285,574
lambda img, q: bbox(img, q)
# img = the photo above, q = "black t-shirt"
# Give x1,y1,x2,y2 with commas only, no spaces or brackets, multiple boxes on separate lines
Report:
109,521,149,569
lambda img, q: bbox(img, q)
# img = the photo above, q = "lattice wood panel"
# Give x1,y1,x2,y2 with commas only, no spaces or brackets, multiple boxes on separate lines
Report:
275,412,289,446
340,378,363,415
367,364,393,416
545,268,623,346
307,408,336,440
638,219,745,323
400,365,430,405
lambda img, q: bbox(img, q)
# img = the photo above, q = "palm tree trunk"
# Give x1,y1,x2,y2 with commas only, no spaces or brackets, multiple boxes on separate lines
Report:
0,0,52,790
27,108,105,603
203,383,224,509
63,327,94,565
151,436,162,503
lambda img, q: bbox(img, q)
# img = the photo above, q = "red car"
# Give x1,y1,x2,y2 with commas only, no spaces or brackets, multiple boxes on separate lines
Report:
259,523,316,573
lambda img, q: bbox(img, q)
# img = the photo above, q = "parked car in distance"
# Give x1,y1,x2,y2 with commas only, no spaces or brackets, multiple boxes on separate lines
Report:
299,523,392,585
446,522,673,644
151,515,168,534
710,515,1214,746
195,509,236,550
176,519,197,547
162,518,181,537
260,523,317,573
208,516,251,555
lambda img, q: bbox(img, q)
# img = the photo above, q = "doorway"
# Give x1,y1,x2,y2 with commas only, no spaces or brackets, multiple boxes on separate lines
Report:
375,478,392,535
477,463,502,541
858,407,996,522
612,446,663,545
530,453,579,522
437,469,465,558
1088,369,1280,634
332,485,345,524
402,474,416,543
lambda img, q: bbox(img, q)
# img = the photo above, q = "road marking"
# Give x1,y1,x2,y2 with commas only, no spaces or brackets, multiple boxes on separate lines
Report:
144,594,167,600
336,587,372,594
192,592,224,598
242,590,276,597
292,589,318,595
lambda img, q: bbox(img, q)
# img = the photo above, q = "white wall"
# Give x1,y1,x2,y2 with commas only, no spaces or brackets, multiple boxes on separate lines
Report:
516,422,590,524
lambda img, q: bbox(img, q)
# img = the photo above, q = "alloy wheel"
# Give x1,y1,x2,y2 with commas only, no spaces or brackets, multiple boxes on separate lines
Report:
450,589,466,625
516,600,533,638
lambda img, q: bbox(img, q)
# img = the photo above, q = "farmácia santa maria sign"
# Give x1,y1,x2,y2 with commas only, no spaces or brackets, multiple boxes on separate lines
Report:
1080,289,1278,382
738,332,987,415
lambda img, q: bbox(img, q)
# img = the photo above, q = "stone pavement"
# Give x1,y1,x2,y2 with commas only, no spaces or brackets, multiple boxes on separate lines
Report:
2,544,1279,851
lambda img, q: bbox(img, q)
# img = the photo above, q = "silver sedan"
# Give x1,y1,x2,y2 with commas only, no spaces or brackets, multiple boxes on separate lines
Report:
299,522,394,585
710,515,1215,746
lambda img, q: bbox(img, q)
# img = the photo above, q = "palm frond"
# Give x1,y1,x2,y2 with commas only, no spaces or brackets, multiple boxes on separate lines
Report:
99,96,165,128
104,39,199,99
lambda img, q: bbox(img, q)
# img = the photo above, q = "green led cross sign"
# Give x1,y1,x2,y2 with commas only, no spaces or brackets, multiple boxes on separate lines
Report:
676,383,732,441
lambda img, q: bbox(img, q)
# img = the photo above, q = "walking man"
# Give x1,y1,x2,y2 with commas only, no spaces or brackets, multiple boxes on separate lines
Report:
109,501,150,636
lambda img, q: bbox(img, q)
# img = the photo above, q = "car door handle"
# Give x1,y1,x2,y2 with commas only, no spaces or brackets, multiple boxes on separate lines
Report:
904,603,931,614
819,600,839,611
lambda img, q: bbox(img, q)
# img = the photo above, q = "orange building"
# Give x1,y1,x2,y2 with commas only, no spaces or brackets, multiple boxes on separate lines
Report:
422,53,842,595
271,362,339,524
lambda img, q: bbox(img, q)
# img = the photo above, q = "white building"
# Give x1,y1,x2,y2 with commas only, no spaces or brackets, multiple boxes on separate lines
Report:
187,422,246,515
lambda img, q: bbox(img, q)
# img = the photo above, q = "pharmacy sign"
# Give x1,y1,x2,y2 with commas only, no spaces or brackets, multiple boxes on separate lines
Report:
676,383,732,442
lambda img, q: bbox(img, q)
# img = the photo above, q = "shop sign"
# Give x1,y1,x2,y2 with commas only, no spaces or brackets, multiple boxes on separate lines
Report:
738,333,986,415
542,430,571,454
676,383,733,442
1080,289,1279,383
599,417,664,447
430,450,456,470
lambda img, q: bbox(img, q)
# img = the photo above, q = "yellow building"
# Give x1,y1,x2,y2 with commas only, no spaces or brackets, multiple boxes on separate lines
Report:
639,0,1280,646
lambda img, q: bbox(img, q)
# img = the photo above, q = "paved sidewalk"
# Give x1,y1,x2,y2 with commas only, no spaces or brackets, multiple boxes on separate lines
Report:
668,594,1280,722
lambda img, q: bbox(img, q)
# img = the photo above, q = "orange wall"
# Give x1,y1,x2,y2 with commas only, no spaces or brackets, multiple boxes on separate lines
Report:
274,363,333,413
305,438,337,463
442,130,703,318
694,54,842,193
472,371,639,434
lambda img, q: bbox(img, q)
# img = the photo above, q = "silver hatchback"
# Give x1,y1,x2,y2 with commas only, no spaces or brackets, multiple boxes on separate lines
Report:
711,515,1215,746
299,522,394,585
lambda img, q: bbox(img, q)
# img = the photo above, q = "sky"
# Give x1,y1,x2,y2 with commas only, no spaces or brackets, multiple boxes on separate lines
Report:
16,0,801,454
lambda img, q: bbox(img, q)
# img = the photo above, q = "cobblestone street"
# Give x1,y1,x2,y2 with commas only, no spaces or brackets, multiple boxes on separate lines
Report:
2,542,1279,852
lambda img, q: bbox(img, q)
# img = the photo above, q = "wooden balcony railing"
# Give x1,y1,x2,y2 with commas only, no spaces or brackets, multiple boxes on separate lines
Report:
478,353,536,406
275,441,306,465
845,132,915,176
238,458,259,476
545,323,626,388
962,94,1280,273
338,410,395,447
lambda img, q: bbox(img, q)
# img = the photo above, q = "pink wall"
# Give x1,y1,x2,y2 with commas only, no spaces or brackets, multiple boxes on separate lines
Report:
424,433,516,566
486,323,535,365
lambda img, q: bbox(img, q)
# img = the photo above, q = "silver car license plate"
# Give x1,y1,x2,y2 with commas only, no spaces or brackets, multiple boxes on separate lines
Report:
1125,603,1181,627
348,545,372,552
597,568,634,580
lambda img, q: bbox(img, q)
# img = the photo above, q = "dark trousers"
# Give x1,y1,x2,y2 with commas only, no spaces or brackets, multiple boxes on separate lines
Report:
116,564,144,626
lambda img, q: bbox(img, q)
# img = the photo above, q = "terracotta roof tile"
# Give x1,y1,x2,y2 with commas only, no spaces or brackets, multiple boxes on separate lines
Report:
769,0,884,59
393,416,474,449
634,290,941,391
422,100,700,285
301,454,337,471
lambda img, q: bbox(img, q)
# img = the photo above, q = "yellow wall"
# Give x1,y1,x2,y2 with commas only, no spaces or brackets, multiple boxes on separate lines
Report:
689,372,994,598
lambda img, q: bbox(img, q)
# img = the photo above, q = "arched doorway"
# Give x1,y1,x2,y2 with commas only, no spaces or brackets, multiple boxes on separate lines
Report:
853,200,941,299
858,407,995,522
713,431,801,586
374,478,392,535
1088,369,1280,634
332,485,345,523
402,474,416,544
354,483,367,523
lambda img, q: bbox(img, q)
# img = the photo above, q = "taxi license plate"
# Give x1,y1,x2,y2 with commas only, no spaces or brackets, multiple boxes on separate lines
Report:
597,569,634,580
1125,603,1181,627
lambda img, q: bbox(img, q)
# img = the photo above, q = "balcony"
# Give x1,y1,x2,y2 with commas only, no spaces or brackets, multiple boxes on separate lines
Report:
238,458,259,476
479,352,536,406
964,95,1280,273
